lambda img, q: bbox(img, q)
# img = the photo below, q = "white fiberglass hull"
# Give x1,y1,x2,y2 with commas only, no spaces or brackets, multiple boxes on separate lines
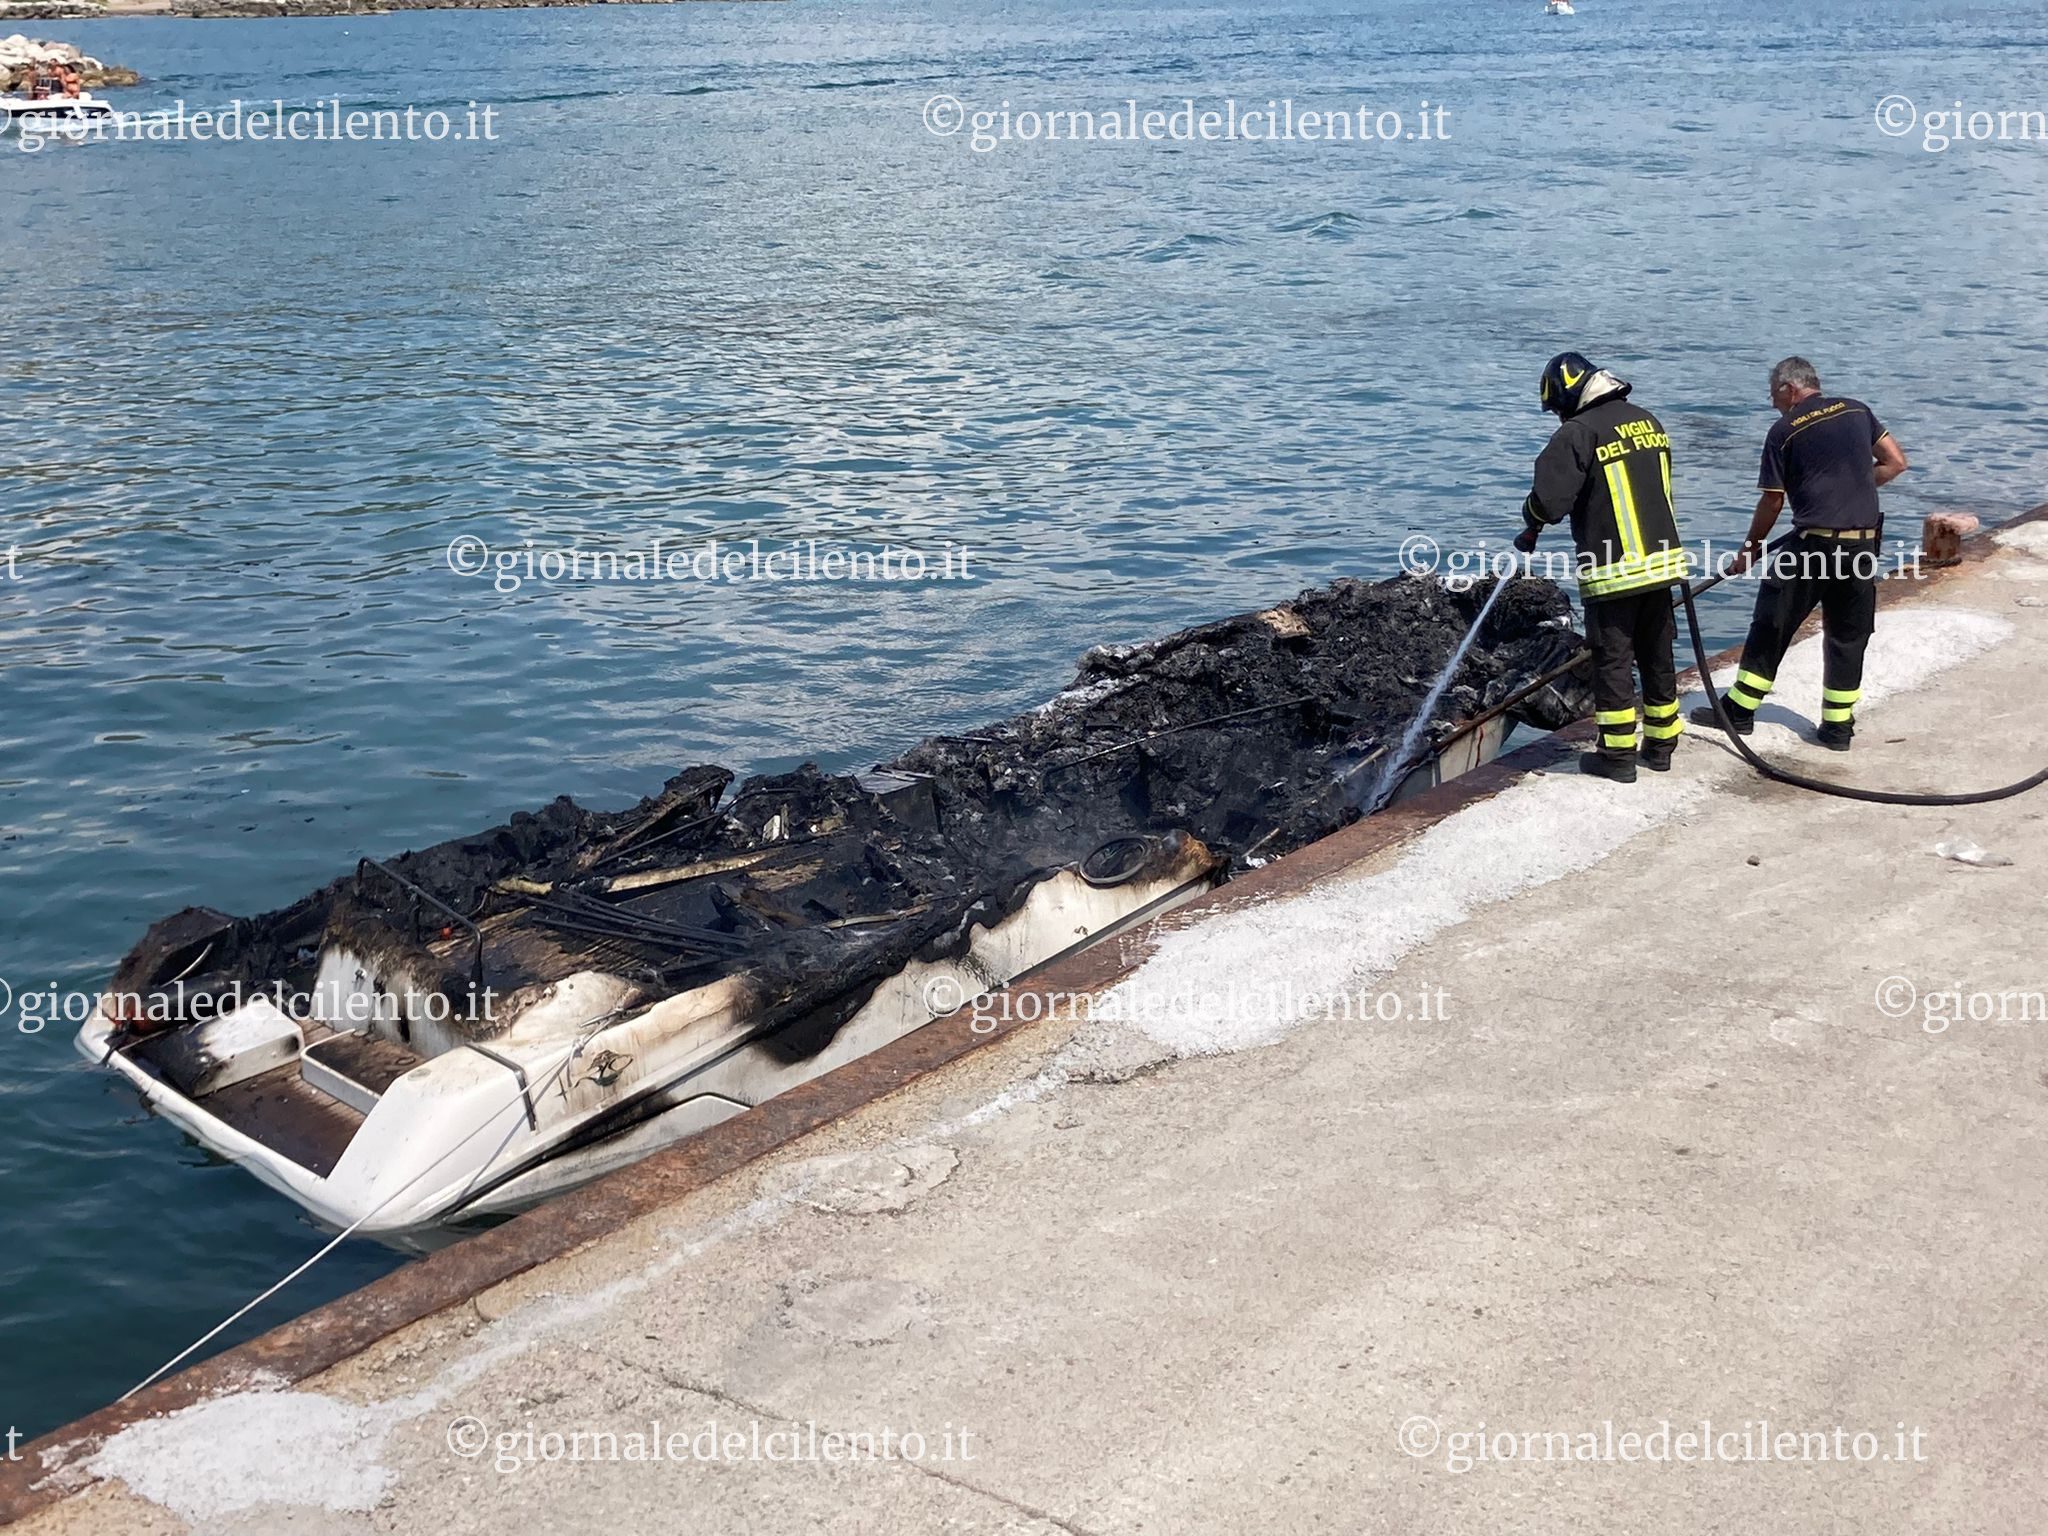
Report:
78,854,1216,1237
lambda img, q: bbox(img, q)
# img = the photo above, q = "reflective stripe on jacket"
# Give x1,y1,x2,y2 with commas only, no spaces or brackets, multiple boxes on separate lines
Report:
1523,399,1691,601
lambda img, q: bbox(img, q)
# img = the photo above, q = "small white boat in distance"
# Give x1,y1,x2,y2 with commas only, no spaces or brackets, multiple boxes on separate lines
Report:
1546,0,1576,13
1,93,114,135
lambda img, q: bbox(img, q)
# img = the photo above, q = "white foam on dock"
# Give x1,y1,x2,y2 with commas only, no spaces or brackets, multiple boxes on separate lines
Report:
1993,522,2048,561
84,1389,395,1520
80,1175,864,1519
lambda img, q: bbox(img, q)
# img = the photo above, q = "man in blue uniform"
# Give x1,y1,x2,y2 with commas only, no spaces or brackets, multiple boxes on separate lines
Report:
1516,351,1691,783
1693,357,1910,750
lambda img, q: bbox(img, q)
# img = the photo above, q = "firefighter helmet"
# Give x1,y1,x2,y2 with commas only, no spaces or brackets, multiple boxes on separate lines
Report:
1539,351,1599,417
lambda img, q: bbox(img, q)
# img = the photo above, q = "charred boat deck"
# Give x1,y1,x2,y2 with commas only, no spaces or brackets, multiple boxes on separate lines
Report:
78,572,1591,1236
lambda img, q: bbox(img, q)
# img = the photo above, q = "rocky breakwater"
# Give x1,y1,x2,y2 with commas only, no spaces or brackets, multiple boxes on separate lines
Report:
1,34,140,90
153,0,725,13
4,0,769,16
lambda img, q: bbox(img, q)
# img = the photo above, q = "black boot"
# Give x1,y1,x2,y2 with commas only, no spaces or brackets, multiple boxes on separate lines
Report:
1690,700,1753,735
1816,722,1853,752
1639,740,1676,773
1580,751,1638,784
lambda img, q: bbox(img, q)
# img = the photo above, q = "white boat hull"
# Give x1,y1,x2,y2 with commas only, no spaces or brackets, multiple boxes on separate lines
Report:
78,851,1218,1237
2,94,114,127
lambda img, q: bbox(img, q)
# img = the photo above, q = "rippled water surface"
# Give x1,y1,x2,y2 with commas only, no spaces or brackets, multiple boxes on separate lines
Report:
4,0,2047,1437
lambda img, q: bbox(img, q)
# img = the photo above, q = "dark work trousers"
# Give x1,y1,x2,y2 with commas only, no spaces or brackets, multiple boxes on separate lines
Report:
1586,586,1682,757
1726,530,1881,729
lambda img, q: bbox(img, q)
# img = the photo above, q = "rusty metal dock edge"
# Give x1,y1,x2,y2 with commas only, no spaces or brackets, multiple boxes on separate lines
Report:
6,506,2040,1525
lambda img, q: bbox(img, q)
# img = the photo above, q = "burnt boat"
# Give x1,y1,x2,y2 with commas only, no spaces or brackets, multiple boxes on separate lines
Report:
77,573,1590,1237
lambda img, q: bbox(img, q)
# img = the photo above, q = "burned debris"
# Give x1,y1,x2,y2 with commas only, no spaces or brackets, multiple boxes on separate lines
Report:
108,574,1589,1070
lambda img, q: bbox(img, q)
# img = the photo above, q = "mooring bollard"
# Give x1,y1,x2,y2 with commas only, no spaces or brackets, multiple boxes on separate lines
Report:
1921,512,1979,568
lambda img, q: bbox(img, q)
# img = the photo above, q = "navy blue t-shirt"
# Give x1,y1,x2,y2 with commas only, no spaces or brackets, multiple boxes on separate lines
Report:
1759,394,1889,531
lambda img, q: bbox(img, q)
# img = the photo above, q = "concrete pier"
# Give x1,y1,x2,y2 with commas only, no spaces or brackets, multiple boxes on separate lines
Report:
12,519,2048,1535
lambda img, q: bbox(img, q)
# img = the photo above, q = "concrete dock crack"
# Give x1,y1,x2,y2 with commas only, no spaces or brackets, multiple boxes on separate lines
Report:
592,1346,1106,1536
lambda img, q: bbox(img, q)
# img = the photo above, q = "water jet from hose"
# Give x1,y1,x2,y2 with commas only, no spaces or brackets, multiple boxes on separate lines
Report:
1363,576,1512,814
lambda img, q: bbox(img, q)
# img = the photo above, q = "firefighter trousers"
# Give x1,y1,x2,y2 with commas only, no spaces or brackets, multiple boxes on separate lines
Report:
1725,530,1880,729
1586,586,1682,757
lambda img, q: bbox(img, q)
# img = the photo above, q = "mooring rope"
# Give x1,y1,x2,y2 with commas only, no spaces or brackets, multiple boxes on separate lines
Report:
118,1011,625,1402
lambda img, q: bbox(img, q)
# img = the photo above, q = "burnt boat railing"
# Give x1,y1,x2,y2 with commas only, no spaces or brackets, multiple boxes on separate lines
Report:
515,887,751,957
354,858,488,992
